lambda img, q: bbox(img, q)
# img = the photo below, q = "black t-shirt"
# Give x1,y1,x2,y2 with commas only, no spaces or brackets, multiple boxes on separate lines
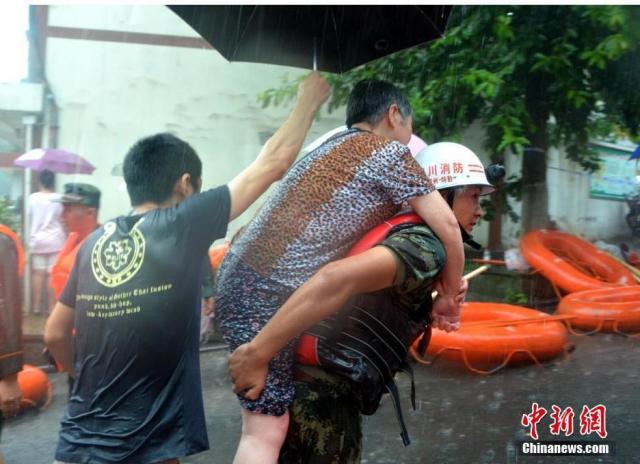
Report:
55,186,230,464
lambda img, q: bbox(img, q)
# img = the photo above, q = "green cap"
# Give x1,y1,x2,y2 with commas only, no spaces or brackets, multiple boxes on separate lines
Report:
57,183,101,208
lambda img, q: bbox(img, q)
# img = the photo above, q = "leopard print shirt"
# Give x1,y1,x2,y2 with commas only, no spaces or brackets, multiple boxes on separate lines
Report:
229,129,434,289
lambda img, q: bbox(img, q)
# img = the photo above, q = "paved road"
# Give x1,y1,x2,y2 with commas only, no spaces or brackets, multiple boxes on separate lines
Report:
2,333,638,463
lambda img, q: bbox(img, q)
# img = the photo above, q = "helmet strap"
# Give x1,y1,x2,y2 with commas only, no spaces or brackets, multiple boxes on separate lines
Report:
460,225,482,250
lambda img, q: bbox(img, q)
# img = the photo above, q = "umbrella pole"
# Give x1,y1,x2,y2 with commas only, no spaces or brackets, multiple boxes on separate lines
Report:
313,36,317,71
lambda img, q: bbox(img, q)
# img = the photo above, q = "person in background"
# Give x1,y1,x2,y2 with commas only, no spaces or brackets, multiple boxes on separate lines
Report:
50,183,101,299
44,183,101,390
202,230,242,345
200,259,216,345
28,169,66,314
0,223,25,456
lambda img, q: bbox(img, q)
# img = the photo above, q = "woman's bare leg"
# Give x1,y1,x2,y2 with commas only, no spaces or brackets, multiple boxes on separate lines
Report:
232,409,289,464
32,268,45,314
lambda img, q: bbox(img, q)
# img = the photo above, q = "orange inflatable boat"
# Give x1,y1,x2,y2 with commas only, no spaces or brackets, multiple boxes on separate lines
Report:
557,285,640,334
413,302,570,374
520,229,634,293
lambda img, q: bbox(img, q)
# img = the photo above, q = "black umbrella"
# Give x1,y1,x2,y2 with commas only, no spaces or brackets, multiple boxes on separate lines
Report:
168,5,452,73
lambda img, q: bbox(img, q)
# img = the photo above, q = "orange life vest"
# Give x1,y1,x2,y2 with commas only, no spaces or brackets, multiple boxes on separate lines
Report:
296,212,423,365
0,224,25,277
209,242,230,271
50,232,84,299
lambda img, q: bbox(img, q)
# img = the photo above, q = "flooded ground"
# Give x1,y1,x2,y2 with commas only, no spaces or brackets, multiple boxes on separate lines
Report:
2,332,638,463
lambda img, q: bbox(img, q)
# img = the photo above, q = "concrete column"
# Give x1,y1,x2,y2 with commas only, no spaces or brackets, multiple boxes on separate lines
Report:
22,114,36,313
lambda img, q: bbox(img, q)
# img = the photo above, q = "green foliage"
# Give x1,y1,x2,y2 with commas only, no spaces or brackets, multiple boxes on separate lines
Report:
259,6,640,230
0,197,20,233
258,73,299,108
481,173,522,223
505,288,529,305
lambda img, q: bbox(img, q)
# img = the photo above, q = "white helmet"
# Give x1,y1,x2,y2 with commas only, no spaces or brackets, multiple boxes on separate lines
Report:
414,142,495,195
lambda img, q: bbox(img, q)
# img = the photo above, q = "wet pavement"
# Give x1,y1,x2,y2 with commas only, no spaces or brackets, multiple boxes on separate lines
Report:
2,332,638,463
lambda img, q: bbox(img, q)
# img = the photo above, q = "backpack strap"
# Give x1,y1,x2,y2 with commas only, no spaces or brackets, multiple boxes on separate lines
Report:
415,326,433,356
385,378,411,446
401,360,417,411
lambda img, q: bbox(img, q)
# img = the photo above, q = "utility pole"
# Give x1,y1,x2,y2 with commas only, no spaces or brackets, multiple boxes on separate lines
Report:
22,114,37,314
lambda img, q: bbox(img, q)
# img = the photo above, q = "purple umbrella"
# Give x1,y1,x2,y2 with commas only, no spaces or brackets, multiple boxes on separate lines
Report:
14,148,95,174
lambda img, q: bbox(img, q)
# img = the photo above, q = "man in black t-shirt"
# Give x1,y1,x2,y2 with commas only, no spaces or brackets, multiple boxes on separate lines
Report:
44,73,330,464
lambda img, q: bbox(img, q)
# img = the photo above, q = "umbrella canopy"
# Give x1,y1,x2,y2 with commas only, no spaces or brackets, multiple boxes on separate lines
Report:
169,5,452,73
14,148,95,174
630,144,640,161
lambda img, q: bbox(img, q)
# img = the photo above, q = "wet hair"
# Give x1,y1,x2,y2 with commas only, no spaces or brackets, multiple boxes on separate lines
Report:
439,187,456,208
38,169,55,190
439,186,470,209
123,133,202,206
345,80,412,128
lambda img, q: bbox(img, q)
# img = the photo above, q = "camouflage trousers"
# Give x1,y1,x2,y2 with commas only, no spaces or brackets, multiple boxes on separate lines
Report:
279,365,363,464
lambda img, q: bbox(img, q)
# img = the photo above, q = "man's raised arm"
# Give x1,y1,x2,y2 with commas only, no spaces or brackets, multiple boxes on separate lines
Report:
227,72,331,221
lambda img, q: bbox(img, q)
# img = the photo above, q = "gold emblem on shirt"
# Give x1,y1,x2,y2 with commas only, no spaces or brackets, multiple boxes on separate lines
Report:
91,219,145,288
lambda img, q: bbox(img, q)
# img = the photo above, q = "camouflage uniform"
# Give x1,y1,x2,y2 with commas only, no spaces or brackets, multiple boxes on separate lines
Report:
279,366,363,464
280,224,446,463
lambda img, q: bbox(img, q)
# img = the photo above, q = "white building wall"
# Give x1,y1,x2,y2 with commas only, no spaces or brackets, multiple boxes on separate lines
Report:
0,82,44,113
500,149,523,247
500,144,628,247
457,122,629,247
44,5,345,240
47,4,198,36
547,147,628,240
